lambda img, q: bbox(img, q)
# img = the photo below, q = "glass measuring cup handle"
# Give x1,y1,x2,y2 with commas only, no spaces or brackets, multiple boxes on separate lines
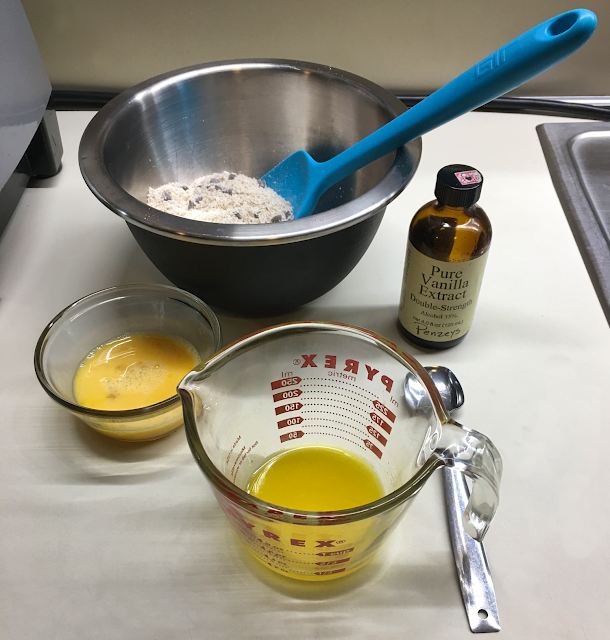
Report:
435,420,503,542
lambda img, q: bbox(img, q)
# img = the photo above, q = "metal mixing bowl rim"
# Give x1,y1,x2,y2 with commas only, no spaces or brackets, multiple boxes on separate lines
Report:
79,58,421,247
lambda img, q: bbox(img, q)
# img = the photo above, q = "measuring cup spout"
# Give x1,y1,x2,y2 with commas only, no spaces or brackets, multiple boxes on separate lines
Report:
436,421,503,542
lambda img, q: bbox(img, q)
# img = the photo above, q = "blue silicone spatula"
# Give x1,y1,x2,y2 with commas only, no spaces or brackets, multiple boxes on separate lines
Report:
262,9,597,219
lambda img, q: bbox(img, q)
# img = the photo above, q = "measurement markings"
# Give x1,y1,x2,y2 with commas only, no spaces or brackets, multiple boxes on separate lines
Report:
270,376,301,389
280,430,304,443
280,428,365,449
278,378,393,457
315,568,345,576
304,423,369,441
301,383,375,404
302,376,379,399
315,557,350,566
316,547,354,556
308,432,366,451
272,388,302,402
370,412,392,434
277,416,304,429
366,425,387,446
303,389,371,411
277,414,369,440
304,418,369,435
364,439,383,459
344,381,378,398
372,400,396,422
275,402,303,415
301,409,368,428
301,401,369,421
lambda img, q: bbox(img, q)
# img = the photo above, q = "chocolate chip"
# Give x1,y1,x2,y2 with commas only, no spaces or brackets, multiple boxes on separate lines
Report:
228,173,236,180
195,196,203,203
234,210,242,219
271,215,282,223
223,188,233,196
253,212,259,218
284,210,290,219
162,191,172,201
188,200,195,210
210,178,220,184
214,184,223,191
181,184,189,190
258,180,266,188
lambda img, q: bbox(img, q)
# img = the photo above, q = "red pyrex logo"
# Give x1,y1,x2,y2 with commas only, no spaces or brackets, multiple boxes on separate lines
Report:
233,515,351,550
296,353,394,393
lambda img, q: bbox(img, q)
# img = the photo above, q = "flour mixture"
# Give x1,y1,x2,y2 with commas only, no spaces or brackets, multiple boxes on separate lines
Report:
147,171,293,224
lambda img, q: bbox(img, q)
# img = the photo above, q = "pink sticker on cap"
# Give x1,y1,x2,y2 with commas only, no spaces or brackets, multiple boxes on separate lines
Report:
454,170,482,186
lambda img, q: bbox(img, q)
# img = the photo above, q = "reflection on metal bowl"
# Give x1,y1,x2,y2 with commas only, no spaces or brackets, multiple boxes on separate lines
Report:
79,59,421,315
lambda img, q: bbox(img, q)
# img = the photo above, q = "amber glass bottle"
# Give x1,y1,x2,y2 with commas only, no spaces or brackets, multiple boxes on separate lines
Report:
398,164,491,350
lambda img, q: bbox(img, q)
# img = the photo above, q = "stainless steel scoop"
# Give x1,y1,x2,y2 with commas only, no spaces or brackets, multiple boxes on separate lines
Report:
405,366,501,633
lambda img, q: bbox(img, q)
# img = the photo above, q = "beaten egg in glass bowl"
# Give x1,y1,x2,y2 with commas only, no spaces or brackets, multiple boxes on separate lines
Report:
34,284,222,441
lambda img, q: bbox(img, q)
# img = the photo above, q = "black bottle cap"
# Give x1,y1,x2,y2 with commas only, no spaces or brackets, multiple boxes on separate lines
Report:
434,164,483,208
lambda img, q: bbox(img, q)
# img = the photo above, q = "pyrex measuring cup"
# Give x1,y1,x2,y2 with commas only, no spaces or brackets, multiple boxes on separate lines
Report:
179,322,502,580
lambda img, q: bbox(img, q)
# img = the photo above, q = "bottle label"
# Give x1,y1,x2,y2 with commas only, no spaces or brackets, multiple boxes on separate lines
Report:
398,241,489,343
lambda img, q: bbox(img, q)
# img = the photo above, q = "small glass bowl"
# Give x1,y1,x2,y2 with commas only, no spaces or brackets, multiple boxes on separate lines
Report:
34,284,222,442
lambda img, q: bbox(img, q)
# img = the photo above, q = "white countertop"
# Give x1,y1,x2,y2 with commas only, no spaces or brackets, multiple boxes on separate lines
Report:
1,110,609,639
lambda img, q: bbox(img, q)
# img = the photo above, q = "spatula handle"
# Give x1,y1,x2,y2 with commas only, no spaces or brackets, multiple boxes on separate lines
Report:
320,9,597,190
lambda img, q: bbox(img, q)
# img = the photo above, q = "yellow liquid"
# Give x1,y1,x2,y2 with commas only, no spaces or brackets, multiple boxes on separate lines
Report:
73,332,199,411
247,445,384,511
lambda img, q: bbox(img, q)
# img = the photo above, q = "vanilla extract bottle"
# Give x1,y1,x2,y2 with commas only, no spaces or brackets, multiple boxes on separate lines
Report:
398,164,491,350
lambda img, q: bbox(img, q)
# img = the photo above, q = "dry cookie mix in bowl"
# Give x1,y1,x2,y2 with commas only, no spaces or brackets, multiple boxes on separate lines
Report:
148,171,293,224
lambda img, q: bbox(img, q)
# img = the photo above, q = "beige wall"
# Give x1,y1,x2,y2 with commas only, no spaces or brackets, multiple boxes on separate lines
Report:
22,0,610,96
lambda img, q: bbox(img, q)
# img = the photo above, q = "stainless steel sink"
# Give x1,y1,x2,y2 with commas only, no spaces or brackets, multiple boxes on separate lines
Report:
538,122,610,323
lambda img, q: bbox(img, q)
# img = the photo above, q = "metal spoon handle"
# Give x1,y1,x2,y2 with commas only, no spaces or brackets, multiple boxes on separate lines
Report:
444,466,501,633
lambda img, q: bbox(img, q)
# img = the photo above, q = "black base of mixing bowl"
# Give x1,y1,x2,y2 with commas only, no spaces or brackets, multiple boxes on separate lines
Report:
128,212,384,317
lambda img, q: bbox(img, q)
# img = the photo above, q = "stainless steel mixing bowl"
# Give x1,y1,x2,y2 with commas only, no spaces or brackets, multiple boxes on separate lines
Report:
79,59,421,315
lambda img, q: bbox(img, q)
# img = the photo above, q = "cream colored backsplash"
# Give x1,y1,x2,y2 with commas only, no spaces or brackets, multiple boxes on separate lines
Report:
22,0,609,95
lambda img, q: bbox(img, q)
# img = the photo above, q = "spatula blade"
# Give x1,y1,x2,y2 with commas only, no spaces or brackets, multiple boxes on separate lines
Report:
262,149,323,219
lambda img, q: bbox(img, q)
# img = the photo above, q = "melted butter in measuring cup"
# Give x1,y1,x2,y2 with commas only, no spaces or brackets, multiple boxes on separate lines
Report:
236,353,403,580
247,445,384,511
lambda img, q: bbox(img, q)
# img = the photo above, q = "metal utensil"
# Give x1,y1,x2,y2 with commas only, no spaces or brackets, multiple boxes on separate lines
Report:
263,9,596,219
406,365,501,633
